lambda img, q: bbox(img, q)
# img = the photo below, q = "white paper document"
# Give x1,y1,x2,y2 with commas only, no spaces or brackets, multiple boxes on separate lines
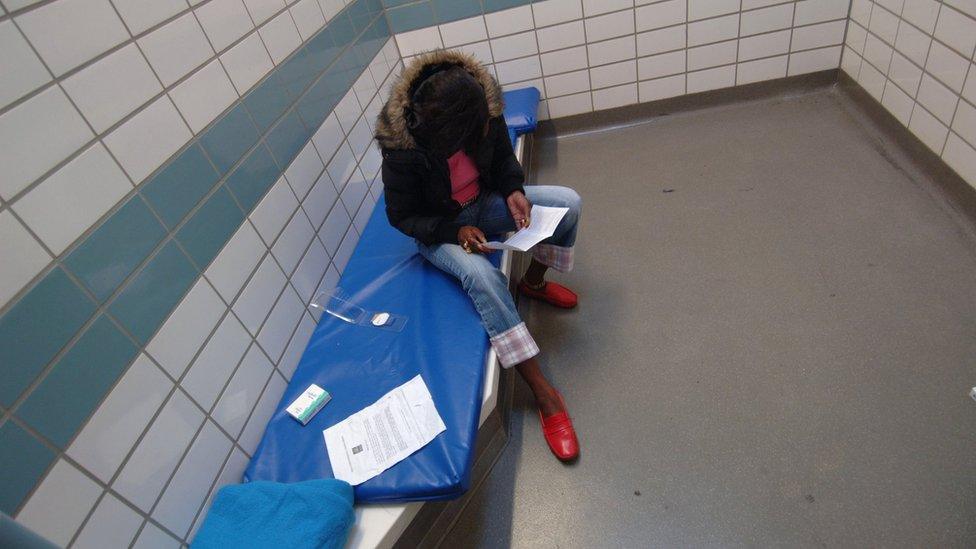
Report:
323,375,446,486
485,205,569,252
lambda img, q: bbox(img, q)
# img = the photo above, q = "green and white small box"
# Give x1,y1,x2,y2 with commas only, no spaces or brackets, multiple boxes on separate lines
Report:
287,384,331,425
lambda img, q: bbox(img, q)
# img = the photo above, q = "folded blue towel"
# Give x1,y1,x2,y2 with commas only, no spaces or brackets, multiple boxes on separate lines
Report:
192,479,355,549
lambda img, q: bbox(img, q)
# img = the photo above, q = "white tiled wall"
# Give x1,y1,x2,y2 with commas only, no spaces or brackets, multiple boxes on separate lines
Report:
1,0,400,543
842,0,976,187
395,0,851,120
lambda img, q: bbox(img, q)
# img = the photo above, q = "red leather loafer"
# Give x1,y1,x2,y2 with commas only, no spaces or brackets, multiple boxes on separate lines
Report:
519,281,578,308
539,391,579,461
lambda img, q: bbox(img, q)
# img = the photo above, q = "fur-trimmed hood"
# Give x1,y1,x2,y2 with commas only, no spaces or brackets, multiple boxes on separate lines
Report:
374,50,504,151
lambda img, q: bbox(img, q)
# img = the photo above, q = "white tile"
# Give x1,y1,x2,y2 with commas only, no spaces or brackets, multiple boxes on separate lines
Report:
359,142,382,182
72,493,143,549
187,448,249,542
440,15,487,47
946,0,976,18
318,201,350,255
688,0,737,21
291,0,325,40
592,82,637,109
925,41,969,93
146,278,226,378
881,81,915,125
16,0,128,75
738,29,790,61
243,0,286,25
849,0,872,25
257,284,304,361
863,33,893,73
894,21,931,66
585,9,634,42
196,0,254,51
737,55,788,84
272,210,315,274
134,522,181,549
348,115,374,160
888,51,922,95
637,50,684,80
213,343,272,437
0,86,92,200
327,141,358,188
547,90,592,118
220,31,274,94
112,0,186,35
112,390,204,511
963,65,976,105
309,263,339,318
845,20,867,53
395,28,443,57
182,313,252,409
587,35,635,65
104,95,192,183
935,5,976,58
259,10,302,64
840,46,863,78
291,239,329,302
636,25,685,57
875,0,905,14
138,13,215,87
908,103,949,152
740,3,793,36
788,45,841,75
916,73,959,123
794,0,850,25
545,69,590,97
541,45,588,75
0,20,50,109
582,0,630,17
170,59,239,133
15,459,101,547
491,31,538,63
205,222,266,302
251,176,299,244
638,73,685,102
687,41,736,71
590,60,636,88
340,165,368,210
311,113,344,163
533,0,582,27
334,90,362,135
14,143,130,254
284,141,325,200
856,58,886,99
232,254,287,334
952,99,976,147
153,420,233,537
332,224,358,271
0,212,49,306
687,64,735,93
635,0,685,33
943,133,976,185
868,4,899,43
303,170,339,228
687,13,738,47
278,312,314,379
62,44,162,134
791,20,846,52
485,5,534,37
902,0,940,33
238,371,286,454
454,39,495,68
352,192,375,233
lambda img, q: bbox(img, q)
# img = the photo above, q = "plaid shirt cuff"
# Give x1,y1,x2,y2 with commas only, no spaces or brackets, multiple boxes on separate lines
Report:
490,322,540,368
532,244,574,273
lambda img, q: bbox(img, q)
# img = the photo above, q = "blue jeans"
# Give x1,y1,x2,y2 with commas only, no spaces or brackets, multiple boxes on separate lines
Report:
418,185,581,367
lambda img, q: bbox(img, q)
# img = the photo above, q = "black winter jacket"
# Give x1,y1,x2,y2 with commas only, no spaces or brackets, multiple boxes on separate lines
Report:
374,50,525,245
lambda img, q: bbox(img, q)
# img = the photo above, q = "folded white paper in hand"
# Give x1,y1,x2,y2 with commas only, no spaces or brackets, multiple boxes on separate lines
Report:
323,375,446,486
485,205,569,252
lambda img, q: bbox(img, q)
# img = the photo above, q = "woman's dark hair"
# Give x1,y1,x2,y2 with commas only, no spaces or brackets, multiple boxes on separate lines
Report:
407,63,489,157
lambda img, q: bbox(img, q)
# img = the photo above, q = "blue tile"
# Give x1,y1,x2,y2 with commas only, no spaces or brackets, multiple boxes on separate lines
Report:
226,145,280,213
347,0,377,33
382,0,415,7
266,111,310,168
244,72,294,132
432,0,482,23
199,105,260,175
278,48,319,99
109,240,199,344
177,185,245,266
297,76,344,129
0,268,96,407
329,12,358,49
483,0,530,11
140,144,221,229
65,197,167,302
387,1,434,32
0,422,55,514
306,27,342,75
17,315,138,448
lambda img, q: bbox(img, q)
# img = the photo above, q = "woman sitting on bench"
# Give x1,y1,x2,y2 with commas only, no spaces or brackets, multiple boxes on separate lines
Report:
376,51,582,461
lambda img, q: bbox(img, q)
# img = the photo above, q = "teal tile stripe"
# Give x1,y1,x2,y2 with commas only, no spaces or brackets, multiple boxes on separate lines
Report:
385,0,537,32
0,2,389,509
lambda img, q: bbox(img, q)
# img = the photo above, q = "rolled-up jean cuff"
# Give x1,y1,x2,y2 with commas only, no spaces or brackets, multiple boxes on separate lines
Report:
532,244,574,273
490,322,540,368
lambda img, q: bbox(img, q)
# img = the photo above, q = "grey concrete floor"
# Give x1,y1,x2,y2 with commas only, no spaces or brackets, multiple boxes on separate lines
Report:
440,87,976,548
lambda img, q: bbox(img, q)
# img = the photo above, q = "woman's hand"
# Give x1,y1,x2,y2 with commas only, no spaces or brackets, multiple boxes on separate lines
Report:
507,191,532,229
458,226,490,253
